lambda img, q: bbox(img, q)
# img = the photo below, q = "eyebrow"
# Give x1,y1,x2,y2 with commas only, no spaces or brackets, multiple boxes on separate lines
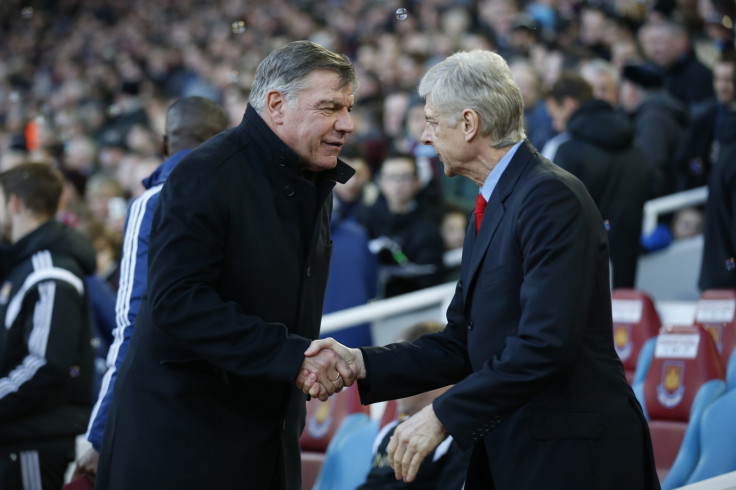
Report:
316,99,353,110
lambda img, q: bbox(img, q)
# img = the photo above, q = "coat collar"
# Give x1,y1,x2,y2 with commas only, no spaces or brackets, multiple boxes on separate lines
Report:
239,104,355,184
461,140,536,301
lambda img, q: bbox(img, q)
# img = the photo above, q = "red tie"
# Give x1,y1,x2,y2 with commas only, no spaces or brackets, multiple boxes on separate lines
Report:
475,194,487,233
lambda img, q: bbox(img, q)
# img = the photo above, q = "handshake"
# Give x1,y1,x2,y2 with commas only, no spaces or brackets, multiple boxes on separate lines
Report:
296,338,366,401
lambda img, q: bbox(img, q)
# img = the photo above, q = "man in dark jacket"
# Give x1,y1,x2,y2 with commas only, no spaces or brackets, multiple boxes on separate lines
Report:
547,73,649,288
0,163,96,490
95,41,357,490
620,63,689,198
72,96,228,486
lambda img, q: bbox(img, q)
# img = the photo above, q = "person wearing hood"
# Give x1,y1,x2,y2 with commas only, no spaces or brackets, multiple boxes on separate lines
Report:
0,162,96,490
546,73,649,289
72,96,228,486
620,62,689,198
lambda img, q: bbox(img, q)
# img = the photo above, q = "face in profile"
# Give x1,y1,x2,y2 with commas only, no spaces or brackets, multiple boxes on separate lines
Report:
276,70,355,172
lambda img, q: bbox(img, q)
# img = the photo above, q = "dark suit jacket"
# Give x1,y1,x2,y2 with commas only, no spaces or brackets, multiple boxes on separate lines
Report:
96,105,354,490
358,141,659,489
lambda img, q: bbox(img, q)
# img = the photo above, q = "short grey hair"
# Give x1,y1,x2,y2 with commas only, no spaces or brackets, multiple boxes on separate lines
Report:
418,50,525,148
580,58,621,87
249,40,358,114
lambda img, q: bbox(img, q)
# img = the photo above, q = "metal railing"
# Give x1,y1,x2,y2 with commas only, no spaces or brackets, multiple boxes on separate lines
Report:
642,186,708,236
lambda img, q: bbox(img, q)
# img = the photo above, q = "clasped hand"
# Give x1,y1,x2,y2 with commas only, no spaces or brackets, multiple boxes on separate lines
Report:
295,338,365,401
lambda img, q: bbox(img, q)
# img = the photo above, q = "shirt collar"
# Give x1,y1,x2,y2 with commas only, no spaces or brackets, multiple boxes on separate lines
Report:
479,140,523,201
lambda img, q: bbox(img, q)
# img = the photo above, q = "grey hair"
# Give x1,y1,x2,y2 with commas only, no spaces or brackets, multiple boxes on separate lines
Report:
418,50,525,148
580,58,621,87
249,40,358,114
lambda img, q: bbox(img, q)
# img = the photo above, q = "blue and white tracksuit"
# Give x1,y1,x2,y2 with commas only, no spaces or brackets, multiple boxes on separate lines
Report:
85,149,191,450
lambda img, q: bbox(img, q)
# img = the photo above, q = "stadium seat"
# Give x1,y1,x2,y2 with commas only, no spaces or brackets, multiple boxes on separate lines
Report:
300,385,370,489
693,289,736,390
611,288,662,384
311,413,378,490
679,387,736,486
633,325,726,487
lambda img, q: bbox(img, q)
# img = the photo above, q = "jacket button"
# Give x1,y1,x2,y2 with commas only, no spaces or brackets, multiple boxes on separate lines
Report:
279,157,287,167
283,185,295,197
467,321,473,331
306,266,311,278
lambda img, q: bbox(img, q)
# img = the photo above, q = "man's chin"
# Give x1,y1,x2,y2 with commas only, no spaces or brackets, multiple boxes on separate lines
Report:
299,157,338,172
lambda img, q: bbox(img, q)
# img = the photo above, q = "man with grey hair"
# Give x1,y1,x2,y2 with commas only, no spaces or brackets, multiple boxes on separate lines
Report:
96,41,357,490
300,50,659,489
580,58,621,108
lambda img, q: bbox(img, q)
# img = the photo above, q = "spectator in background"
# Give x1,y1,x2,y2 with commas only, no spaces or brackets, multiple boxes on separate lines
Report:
620,62,689,198
72,96,228,486
640,17,714,108
323,146,379,349
357,321,471,490
698,63,736,289
357,153,445,298
510,59,556,152
439,203,468,282
0,163,96,490
546,73,648,289
580,58,622,109
678,50,736,190
333,142,378,222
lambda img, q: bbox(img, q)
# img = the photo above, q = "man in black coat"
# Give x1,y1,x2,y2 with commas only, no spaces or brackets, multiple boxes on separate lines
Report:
546,73,649,289
95,41,358,490
300,50,659,490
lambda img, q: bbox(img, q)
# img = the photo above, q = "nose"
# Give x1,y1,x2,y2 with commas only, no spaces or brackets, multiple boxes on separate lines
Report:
335,108,354,134
420,125,432,145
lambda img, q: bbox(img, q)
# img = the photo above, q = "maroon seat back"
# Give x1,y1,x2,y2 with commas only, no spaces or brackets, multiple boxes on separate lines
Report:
611,288,661,383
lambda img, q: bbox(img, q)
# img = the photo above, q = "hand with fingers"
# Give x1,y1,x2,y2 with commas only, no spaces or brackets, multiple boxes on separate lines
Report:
296,337,366,399
296,346,351,401
386,403,448,483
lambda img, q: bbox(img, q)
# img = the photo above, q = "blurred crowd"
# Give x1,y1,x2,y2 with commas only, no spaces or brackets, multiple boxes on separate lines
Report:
1,0,735,297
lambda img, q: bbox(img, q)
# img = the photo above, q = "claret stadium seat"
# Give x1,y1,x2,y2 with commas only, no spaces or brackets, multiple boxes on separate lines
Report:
693,289,736,390
633,325,726,487
611,288,662,384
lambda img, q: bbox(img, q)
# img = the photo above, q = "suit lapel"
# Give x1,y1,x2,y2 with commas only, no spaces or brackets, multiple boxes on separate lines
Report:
461,141,537,305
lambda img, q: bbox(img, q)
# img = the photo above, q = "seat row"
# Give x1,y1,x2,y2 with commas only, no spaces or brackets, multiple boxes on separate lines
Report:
613,288,736,489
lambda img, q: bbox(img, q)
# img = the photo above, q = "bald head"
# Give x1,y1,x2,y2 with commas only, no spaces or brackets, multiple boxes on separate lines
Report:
164,96,228,156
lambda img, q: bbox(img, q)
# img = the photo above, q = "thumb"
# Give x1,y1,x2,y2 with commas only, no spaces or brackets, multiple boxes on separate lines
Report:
304,338,333,356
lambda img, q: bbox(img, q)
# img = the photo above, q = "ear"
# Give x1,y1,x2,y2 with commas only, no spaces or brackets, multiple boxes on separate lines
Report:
265,90,286,125
462,109,479,142
8,194,24,215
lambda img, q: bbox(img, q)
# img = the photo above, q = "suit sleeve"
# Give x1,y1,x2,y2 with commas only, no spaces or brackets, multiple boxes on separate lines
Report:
358,280,473,404
144,164,310,383
433,176,607,448
86,192,155,450
0,281,86,423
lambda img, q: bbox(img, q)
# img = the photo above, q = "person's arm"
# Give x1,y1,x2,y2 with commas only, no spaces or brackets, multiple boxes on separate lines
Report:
85,192,155,451
144,161,316,383
0,279,87,422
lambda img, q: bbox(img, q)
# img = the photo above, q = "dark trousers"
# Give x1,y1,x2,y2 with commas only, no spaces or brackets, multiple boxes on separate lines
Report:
0,439,75,490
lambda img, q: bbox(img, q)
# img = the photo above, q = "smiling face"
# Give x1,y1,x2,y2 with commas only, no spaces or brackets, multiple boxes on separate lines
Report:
274,70,355,172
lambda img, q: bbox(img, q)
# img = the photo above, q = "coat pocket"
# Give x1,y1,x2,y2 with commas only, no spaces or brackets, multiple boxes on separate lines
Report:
527,409,603,440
